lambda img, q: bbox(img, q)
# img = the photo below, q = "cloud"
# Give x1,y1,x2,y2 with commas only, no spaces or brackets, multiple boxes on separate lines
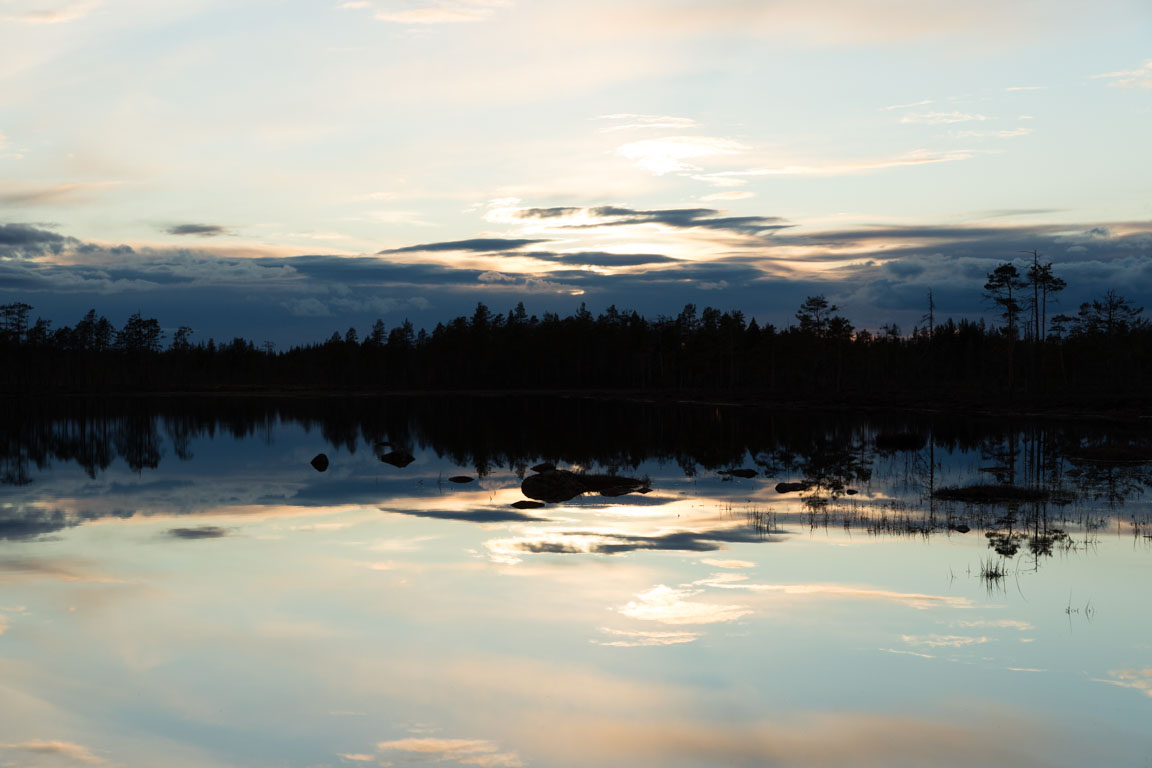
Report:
165,224,232,237
0,0,99,24
698,148,977,180
596,113,699,132
900,634,989,648
380,238,547,254
1,740,103,763
166,526,229,539
616,136,746,174
618,584,752,625
363,0,512,25
1093,669,1152,697
595,627,700,646
514,205,789,235
0,181,119,206
1092,60,1152,88
952,128,1032,139
376,737,523,767
900,111,988,124
695,576,973,610
0,556,124,584
699,558,755,569
0,223,76,260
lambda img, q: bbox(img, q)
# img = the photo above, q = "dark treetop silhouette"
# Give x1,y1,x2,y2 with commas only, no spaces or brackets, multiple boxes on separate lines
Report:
2,259,1149,404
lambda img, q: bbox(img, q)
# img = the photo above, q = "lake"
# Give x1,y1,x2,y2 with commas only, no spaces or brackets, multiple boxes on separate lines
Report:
2,396,1150,768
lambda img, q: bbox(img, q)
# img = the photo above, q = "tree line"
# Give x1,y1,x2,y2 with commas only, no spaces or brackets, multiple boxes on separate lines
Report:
1,257,1149,404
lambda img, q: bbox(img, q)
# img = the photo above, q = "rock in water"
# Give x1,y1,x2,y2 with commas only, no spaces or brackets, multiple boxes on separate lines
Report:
530,462,556,473
379,450,415,468
310,453,329,472
511,500,546,509
448,475,474,484
521,470,588,503
728,468,758,479
774,481,810,494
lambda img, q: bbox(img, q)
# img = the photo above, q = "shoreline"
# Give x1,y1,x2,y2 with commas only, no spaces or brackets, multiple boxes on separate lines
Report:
3,386,1150,423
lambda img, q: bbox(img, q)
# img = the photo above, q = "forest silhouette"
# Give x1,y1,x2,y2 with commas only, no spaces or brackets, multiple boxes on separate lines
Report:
2,257,1149,405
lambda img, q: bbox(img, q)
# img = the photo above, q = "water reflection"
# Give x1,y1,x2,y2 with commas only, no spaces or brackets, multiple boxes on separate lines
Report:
2,397,1151,768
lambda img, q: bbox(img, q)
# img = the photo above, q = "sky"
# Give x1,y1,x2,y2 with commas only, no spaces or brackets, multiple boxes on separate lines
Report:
1,0,1150,345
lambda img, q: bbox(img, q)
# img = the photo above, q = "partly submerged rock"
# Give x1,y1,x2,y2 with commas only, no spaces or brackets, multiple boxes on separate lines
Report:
949,524,972,534
310,453,329,472
511,500,546,510
727,468,758,479
448,475,474,484
845,489,859,495
530,462,557,473
522,470,649,503
379,450,415,468
522,470,588,503
774,481,810,494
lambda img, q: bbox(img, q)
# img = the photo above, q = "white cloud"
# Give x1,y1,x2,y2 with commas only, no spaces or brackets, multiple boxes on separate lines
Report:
900,111,988,124
616,136,747,175
596,113,699,133
881,99,934,110
700,191,756,201
1092,59,1152,88
1005,85,1046,91
952,127,1032,139
595,627,700,646
1093,668,1152,698
618,584,752,625
366,0,512,24
698,148,976,181
901,634,989,648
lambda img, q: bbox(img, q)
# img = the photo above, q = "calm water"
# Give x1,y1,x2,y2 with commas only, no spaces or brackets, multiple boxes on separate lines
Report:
2,397,1151,768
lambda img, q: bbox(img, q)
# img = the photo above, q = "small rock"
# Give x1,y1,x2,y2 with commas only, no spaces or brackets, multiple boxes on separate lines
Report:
728,468,758,479
774,481,810,494
530,462,557,473
448,475,474,484
379,450,415,468
511,500,546,509
949,524,971,534
310,453,329,472
845,489,859,495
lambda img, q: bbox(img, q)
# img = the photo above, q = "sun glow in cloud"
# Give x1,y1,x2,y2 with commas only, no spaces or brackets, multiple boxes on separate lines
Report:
616,136,747,175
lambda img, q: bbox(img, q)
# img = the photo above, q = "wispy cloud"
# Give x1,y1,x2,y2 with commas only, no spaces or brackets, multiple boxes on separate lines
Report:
1,740,103,764
952,127,1032,139
900,634,989,648
1093,668,1152,698
1005,85,1046,91
1092,59,1152,88
376,737,523,767
0,181,120,206
881,99,934,111
596,113,699,133
900,111,988,124
357,0,512,24
1,0,100,24
698,148,977,181
595,627,700,646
